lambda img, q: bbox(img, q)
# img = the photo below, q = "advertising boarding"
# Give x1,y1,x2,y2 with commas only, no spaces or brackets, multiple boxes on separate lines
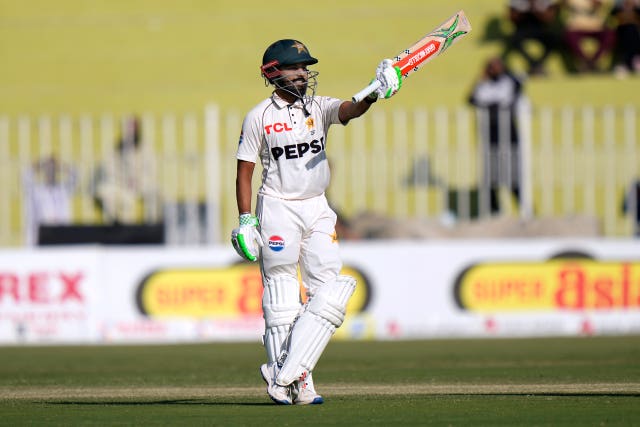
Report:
0,239,639,344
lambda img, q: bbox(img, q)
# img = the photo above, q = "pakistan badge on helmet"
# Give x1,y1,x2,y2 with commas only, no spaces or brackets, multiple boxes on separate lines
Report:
260,39,318,82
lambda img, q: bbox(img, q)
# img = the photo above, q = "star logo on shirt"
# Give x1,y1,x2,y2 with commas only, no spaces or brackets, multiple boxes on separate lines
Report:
292,41,308,54
305,117,314,130
331,231,338,243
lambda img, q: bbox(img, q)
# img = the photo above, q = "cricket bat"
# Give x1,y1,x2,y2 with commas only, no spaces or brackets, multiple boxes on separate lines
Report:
352,10,472,103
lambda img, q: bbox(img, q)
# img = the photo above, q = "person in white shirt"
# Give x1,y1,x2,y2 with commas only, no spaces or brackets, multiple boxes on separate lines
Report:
23,156,76,246
231,39,400,405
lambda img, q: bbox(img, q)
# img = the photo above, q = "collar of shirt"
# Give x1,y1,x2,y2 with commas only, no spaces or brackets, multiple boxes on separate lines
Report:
271,92,307,111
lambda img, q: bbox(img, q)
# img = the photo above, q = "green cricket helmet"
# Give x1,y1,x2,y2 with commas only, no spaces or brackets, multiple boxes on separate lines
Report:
260,39,319,110
260,39,318,81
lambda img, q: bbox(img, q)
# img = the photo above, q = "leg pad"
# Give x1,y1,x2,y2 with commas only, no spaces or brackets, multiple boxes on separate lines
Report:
262,275,302,364
276,275,356,385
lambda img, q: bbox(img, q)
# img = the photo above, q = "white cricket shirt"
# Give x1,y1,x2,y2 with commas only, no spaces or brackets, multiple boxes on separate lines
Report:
237,92,343,200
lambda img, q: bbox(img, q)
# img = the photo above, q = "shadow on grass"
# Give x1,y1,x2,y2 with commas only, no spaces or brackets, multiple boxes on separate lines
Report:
43,391,640,406
45,399,273,406
470,393,640,398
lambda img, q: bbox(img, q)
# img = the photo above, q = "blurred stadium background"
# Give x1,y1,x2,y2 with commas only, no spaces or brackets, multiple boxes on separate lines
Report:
1,0,639,246
1,3,639,421
2,1,638,113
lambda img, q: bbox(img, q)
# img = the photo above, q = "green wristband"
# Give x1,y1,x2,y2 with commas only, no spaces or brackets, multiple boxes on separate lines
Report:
239,213,259,227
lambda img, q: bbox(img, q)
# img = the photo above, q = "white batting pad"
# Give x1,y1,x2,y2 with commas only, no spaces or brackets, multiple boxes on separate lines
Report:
276,275,356,385
262,275,302,364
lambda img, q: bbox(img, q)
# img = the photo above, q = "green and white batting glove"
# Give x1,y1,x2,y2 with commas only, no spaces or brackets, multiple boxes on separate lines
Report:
231,213,264,262
375,58,402,99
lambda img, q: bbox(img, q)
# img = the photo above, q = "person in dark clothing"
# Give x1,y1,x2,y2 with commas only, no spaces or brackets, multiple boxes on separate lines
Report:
610,0,640,76
469,57,525,215
622,179,640,235
561,0,616,73
504,0,562,76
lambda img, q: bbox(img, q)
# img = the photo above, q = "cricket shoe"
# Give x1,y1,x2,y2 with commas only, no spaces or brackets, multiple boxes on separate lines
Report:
260,363,292,405
292,372,324,405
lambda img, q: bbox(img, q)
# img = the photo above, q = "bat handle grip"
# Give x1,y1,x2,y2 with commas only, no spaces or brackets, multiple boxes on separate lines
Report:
351,80,382,103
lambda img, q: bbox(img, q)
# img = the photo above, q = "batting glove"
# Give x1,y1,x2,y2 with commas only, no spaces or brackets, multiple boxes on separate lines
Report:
375,59,402,99
231,213,264,262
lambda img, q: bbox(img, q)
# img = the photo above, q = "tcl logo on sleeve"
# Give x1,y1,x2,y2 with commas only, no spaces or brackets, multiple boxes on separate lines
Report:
264,122,293,134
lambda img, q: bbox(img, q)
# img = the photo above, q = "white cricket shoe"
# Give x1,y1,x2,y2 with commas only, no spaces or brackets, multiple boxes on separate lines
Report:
292,372,324,405
259,363,292,405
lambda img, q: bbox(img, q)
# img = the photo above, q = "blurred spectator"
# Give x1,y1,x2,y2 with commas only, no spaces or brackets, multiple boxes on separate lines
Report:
468,57,525,215
503,0,562,76
622,179,640,235
333,208,362,241
91,116,157,224
609,0,640,77
22,156,77,246
560,0,616,73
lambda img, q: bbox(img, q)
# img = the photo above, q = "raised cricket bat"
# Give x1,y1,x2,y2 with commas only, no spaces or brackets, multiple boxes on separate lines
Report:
352,10,472,103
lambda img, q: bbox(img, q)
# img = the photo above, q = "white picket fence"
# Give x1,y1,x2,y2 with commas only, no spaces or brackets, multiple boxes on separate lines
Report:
0,103,638,247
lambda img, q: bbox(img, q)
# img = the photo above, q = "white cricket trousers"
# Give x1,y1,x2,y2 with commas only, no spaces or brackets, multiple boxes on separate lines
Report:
256,193,342,296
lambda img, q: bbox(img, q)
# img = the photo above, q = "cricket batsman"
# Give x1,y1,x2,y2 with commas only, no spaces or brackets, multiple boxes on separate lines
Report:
231,39,400,404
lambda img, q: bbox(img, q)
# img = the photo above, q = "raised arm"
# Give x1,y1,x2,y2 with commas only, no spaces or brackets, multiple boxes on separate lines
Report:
339,59,402,124
338,95,377,124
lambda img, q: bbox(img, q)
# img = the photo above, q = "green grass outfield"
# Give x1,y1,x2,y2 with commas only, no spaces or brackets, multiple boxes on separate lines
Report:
1,336,639,426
